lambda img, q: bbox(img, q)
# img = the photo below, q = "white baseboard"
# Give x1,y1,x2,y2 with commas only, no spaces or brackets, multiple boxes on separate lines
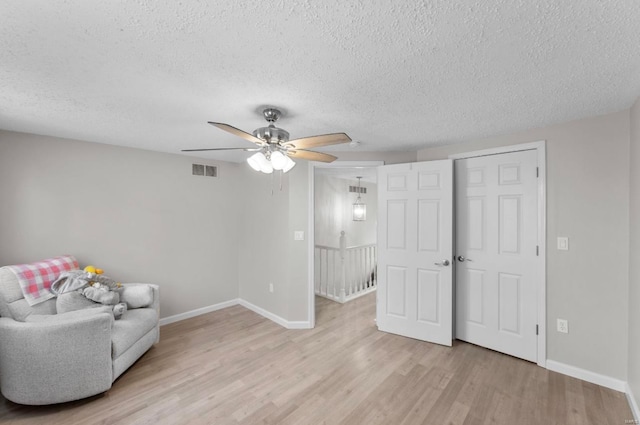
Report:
546,360,626,392
159,298,311,329
627,383,640,422
238,299,312,329
285,321,314,329
159,298,239,326
315,286,377,304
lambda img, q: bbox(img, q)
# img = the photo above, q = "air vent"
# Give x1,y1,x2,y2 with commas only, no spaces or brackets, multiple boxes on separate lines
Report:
349,185,366,194
192,164,205,176
192,164,217,178
205,165,217,177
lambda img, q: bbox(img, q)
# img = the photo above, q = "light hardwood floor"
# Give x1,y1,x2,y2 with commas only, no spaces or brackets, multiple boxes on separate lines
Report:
0,293,633,424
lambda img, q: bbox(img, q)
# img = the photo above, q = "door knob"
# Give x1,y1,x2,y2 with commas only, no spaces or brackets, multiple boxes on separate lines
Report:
434,259,450,267
457,256,472,262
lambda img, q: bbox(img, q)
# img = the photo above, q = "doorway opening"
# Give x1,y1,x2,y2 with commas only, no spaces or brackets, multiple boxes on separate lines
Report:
308,161,383,327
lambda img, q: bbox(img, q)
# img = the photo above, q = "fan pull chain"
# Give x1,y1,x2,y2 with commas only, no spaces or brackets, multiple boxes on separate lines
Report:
279,170,283,191
270,172,274,196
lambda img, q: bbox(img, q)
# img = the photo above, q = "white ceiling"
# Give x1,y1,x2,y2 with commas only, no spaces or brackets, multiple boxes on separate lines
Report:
1,1,639,163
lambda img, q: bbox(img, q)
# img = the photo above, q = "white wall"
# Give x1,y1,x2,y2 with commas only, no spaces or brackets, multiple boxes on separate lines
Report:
236,164,292,320
629,97,640,407
236,161,311,323
0,130,241,318
314,175,377,248
417,110,631,381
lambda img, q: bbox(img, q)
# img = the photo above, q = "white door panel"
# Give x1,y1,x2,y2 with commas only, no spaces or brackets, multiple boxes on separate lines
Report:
455,150,538,362
377,160,453,346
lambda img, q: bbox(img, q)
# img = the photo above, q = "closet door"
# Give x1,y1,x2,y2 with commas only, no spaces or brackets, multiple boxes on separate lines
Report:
455,149,538,362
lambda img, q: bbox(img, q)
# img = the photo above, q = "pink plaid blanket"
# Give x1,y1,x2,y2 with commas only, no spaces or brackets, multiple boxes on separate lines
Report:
5,255,79,306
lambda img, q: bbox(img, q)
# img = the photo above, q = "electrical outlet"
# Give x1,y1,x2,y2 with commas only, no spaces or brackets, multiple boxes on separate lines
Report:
557,319,569,333
269,283,274,293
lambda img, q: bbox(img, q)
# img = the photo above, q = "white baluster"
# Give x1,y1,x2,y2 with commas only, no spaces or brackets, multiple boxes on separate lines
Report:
360,247,365,292
370,246,374,287
330,249,335,298
365,246,369,289
314,248,319,294
349,249,354,296
339,231,346,303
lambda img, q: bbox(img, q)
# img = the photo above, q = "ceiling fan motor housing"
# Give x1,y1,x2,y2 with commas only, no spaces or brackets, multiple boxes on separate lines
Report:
253,125,290,145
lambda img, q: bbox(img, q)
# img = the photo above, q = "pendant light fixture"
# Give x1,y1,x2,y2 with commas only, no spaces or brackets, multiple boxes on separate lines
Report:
352,176,366,221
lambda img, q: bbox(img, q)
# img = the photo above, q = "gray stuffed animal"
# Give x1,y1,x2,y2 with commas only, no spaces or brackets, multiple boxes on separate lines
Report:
51,270,127,319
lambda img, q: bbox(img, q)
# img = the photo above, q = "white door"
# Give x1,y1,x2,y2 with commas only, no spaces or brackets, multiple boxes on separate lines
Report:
377,160,453,346
455,149,539,362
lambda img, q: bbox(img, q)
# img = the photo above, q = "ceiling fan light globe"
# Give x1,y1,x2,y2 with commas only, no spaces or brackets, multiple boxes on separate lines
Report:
255,153,274,173
247,153,263,172
270,151,287,170
282,156,296,173
261,161,274,174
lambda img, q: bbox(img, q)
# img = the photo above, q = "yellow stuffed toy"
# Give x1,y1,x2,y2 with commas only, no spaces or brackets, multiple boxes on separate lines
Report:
84,265,103,275
83,265,122,289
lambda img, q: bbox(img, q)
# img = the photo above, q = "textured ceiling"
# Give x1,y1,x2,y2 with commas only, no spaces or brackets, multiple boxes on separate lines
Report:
1,1,640,163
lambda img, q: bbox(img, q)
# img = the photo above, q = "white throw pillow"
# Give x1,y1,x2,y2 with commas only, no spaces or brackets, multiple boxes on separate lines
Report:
120,285,154,309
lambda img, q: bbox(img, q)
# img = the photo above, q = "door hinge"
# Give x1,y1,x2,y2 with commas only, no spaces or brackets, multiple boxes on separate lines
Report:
536,325,539,335
536,167,539,177
536,245,539,256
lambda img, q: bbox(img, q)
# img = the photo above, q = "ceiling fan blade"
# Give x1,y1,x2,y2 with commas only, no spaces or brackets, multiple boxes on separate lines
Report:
283,133,351,150
288,150,338,163
181,147,260,152
208,122,264,145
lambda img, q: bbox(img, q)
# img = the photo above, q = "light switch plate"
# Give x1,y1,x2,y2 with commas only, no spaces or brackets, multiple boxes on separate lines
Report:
557,237,569,251
294,231,305,241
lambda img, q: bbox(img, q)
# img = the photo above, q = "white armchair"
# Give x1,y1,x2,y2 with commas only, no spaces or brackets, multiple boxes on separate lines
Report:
0,257,159,405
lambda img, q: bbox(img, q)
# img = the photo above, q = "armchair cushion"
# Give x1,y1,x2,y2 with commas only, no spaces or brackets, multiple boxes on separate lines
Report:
7,298,57,322
26,306,114,323
111,308,158,358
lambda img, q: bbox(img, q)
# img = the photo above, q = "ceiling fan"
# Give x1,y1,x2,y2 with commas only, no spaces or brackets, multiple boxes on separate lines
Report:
182,107,351,174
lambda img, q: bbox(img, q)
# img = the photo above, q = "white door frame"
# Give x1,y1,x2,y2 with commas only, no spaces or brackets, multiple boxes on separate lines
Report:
449,141,546,367
307,160,385,328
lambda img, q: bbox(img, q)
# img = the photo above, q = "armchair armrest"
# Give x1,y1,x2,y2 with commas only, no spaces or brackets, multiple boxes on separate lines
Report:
0,313,113,405
120,283,160,343
120,283,159,312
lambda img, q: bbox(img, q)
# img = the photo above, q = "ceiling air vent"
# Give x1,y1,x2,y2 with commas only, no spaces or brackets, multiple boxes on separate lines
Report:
349,185,366,194
192,164,217,177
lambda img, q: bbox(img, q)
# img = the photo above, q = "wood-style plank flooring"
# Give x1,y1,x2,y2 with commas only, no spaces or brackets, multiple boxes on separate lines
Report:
0,293,633,424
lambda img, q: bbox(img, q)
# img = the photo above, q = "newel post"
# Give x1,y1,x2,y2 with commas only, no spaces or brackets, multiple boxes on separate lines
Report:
339,231,347,303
